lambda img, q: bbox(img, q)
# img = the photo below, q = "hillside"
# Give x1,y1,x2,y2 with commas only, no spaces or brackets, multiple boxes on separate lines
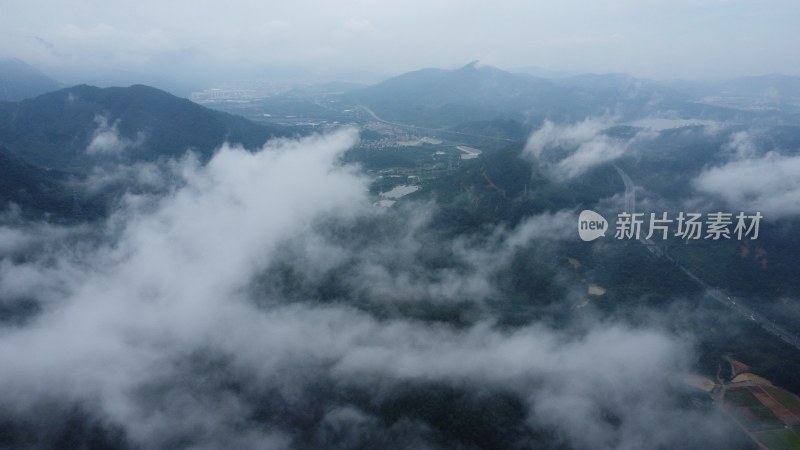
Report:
0,145,85,218
0,84,288,170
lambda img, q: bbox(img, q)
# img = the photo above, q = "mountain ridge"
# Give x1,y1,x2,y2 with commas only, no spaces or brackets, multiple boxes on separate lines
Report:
0,84,288,170
345,63,690,126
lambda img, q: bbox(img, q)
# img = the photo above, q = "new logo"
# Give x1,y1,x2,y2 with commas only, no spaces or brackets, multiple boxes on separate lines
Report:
578,210,608,242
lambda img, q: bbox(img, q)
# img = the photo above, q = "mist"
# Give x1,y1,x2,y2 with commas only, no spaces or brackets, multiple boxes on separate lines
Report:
0,130,744,449
3,0,800,85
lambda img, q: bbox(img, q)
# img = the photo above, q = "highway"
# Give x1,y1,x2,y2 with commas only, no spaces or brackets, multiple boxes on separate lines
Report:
615,166,800,351
615,165,636,213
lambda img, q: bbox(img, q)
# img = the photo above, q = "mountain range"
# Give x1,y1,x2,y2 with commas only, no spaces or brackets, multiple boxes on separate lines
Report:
344,62,800,127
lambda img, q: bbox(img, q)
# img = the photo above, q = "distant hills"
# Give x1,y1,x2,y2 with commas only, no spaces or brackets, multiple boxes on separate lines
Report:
344,62,800,127
719,74,800,98
0,59,60,102
0,84,287,170
345,62,689,126
668,74,800,99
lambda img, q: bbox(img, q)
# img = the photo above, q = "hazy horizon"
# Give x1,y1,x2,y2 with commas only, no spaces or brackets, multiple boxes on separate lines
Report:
2,0,800,87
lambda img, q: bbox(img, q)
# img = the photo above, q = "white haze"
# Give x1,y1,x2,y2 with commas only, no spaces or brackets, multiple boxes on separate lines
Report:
2,0,800,82
522,118,654,181
86,115,146,155
0,130,733,448
693,131,800,219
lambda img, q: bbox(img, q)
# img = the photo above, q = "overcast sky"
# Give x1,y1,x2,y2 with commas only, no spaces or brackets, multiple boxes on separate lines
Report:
2,0,799,84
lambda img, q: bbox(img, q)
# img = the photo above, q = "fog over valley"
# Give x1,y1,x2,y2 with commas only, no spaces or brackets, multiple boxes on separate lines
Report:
2,2,800,449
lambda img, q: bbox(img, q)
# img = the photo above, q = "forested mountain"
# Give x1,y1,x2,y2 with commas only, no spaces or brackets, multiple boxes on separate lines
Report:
0,84,287,170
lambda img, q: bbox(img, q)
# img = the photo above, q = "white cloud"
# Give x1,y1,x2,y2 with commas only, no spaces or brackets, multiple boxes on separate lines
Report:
0,129,731,448
552,136,627,180
86,115,145,155
693,151,800,219
0,128,368,446
722,130,757,160
522,118,651,181
524,117,611,159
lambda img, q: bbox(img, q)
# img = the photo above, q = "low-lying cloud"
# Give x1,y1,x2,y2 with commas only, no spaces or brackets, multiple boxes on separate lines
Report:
694,151,800,219
522,118,652,181
0,129,734,449
722,130,758,160
86,115,146,155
